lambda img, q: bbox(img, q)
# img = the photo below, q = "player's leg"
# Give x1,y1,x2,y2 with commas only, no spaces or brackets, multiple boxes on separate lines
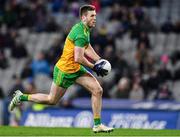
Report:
8,82,66,111
75,72,114,133
28,82,66,104
76,73,102,121
9,66,68,111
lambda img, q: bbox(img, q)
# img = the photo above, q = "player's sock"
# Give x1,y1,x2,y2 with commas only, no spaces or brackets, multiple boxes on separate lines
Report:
19,94,29,101
94,117,101,126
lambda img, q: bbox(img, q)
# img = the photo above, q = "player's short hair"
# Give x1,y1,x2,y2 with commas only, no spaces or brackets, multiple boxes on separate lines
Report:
79,5,95,17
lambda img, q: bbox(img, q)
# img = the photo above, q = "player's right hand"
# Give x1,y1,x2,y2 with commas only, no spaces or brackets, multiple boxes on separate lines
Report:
93,61,108,77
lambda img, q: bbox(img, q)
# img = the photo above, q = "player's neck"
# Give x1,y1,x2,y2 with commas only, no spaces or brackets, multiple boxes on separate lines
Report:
81,21,91,30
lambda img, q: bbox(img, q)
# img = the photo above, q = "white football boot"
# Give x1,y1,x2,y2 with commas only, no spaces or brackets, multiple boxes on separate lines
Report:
93,124,114,133
8,90,23,112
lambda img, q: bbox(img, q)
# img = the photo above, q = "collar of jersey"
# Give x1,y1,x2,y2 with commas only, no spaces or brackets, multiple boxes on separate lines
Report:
80,21,90,32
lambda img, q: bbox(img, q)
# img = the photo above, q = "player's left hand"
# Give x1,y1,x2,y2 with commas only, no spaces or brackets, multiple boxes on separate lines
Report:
93,61,108,77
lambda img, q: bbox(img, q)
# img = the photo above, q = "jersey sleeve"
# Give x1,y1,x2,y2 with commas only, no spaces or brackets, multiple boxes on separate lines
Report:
74,34,88,47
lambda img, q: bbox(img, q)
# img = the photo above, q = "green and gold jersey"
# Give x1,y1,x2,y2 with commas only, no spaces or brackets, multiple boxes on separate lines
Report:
56,21,90,73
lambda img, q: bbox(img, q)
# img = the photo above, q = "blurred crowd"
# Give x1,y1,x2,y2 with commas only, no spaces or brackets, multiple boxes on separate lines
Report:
0,0,180,111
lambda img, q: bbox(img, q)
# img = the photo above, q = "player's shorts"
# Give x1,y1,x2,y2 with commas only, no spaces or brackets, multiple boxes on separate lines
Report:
53,65,88,88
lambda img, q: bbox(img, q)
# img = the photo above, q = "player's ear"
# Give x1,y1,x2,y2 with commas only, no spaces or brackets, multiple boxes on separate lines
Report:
81,15,87,22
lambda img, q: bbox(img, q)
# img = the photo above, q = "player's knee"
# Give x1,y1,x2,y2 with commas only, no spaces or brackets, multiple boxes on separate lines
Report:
49,99,57,105
48,97,57,105
94,86,103,96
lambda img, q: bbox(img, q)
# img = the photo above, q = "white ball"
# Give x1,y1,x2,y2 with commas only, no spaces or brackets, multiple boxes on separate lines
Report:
95,59,111,75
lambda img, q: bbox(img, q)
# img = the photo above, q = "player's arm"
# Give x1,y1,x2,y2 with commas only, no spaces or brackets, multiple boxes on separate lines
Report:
85,44,101,62
74,46,94,69
74,46,107,76
74,37,107,76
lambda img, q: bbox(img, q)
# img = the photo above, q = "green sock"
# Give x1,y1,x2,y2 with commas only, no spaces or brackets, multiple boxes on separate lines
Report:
94,118,101,126
19,94,29,101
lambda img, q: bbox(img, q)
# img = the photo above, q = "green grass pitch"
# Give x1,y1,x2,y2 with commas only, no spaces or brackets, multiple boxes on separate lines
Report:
0,126,180,136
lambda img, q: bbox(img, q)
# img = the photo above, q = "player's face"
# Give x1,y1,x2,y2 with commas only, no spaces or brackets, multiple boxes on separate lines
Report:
85,10,96,28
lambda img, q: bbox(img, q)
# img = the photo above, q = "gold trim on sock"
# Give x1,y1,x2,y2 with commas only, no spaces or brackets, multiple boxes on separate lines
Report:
27,95,31,101
94,115,101,119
